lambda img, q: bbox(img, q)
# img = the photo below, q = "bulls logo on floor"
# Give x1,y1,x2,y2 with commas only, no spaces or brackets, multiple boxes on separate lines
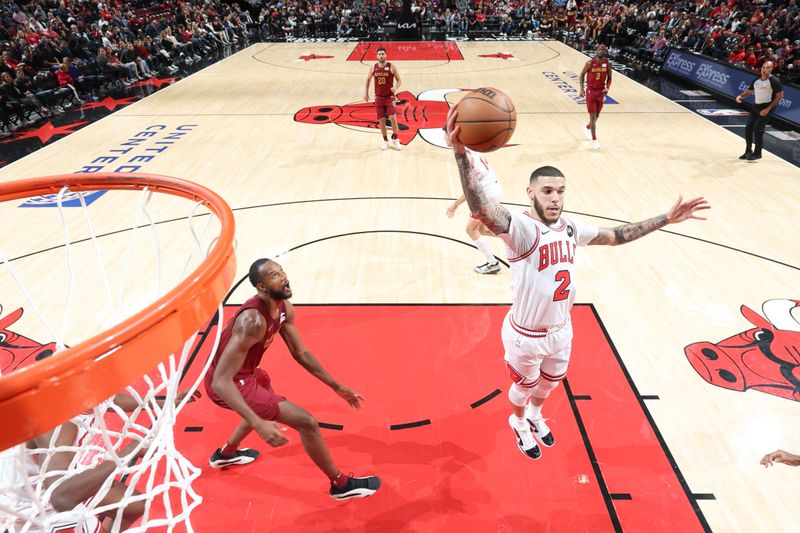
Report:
685,299,800,401
294,89,462,148
0,304,57,374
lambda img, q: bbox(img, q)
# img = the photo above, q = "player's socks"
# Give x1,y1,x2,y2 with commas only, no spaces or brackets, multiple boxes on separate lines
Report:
221,442,238,456
330,471,348,488
473,237,497,265
527,402,542,420
391,133,398,140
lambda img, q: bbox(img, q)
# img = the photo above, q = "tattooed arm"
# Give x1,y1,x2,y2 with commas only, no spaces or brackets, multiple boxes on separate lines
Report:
447,109,511,234
454,152,512,234
589,196,710,246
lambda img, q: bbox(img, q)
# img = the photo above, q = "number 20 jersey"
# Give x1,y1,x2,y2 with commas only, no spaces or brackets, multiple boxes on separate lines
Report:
499,211,598,329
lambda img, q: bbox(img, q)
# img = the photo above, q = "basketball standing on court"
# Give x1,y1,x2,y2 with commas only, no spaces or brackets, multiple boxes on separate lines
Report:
444,108,709,460
579,43,612,150
364,47,402,150
204,259,380,500
736,61,784,161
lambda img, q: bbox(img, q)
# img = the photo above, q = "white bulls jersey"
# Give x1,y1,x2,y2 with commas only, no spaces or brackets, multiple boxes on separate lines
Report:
468,148,502,203
499,211,598,330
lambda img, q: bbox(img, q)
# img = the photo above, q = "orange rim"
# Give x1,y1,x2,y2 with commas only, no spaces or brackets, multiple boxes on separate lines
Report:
0,173,236,450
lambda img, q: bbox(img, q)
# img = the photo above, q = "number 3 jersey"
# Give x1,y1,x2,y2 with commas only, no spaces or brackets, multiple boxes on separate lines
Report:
498,211,598,330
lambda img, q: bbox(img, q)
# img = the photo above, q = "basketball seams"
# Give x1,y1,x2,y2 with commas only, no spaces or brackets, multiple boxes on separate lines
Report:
457,95,515,114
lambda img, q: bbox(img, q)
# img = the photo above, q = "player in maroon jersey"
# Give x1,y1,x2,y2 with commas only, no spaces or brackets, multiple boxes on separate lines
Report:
579,43,612,150
205,258,381,500
364,47,402,150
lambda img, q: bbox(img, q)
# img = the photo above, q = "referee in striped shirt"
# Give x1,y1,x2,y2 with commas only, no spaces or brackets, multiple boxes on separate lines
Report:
736,61,784,161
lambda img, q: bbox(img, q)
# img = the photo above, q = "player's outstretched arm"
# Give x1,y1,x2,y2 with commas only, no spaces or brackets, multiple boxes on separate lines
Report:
446,108,511,234
589,196,710,246
112,390,200,412
761,450,800,467
279,302,364,408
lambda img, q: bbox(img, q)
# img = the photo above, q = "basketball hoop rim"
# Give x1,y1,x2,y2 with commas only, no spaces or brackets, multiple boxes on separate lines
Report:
0,173,236,450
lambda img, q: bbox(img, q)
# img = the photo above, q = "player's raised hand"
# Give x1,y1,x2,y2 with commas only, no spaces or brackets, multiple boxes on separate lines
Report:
335,385,364,409
666,196,710,224
255,420,289,447
446,107,466,154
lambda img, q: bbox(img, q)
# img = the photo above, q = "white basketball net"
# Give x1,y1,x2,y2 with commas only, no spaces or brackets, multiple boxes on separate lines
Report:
0,185,227,532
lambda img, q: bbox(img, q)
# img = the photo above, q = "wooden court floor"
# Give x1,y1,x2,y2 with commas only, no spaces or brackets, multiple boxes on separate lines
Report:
1,41,799,532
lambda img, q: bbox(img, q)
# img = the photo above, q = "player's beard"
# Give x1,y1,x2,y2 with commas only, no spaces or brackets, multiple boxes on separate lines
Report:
268,285,292,300
533,196,561,226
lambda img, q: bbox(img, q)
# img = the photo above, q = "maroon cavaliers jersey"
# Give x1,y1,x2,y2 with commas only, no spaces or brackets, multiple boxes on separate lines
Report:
586,57,610,91
373,62,394,97
205,296,287,389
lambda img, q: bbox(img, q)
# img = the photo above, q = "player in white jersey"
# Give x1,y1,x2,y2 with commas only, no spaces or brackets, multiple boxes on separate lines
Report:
446,147,504,274
444,108,710,460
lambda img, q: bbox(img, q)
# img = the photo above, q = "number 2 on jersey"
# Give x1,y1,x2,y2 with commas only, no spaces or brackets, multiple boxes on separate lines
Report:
553,270,571,301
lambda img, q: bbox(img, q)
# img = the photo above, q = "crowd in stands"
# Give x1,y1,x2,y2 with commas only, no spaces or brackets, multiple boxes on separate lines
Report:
0,0,258,135
556,0,800,83
2,0,798,135
258,0,798,81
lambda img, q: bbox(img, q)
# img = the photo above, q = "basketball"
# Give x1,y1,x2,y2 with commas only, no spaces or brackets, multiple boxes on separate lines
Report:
454,88,516,152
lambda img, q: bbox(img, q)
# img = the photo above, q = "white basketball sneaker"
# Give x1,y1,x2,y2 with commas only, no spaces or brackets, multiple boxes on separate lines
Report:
380,139,389,150
509,415,541,460
391,138,402,150
525,404,555,447
592,140,601,150
474,261,501,274
583,126,592,140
